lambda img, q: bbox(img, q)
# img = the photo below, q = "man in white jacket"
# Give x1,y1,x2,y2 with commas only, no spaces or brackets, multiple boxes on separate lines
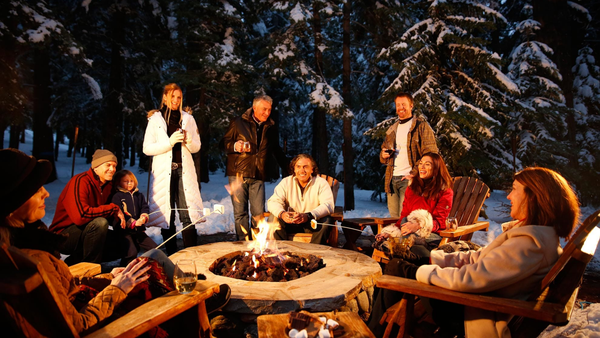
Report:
267,154,334,244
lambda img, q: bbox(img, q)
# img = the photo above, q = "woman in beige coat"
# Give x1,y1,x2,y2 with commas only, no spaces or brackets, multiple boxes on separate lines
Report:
368,167,580,338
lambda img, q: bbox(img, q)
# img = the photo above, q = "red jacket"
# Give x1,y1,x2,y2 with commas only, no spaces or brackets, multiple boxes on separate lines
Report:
50,168,120,233
398,187,453,234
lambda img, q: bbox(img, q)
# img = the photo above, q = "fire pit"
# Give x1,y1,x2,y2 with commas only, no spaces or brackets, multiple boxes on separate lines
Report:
169,241,382,315
210,249,325,282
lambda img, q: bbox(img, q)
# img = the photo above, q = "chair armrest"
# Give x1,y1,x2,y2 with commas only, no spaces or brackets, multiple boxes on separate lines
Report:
69,262,102,278
85,281,220,338
376,275,575,324
375,218,400,226
439,221,489,238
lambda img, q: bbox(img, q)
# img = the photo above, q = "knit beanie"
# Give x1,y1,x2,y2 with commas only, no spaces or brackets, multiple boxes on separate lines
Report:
91,149,117,169
0,149,52,218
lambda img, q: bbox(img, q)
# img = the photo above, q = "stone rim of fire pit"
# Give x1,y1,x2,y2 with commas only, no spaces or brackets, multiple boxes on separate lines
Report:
169,241,382,315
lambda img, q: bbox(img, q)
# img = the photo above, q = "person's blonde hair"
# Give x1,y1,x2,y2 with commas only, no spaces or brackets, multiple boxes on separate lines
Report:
514,167,580,238
113,170,138,192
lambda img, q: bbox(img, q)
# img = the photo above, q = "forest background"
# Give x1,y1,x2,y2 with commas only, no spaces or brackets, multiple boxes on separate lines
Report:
2,0,600,209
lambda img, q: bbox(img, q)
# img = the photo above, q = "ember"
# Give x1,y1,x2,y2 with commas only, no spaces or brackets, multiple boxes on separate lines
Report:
209,250,325,282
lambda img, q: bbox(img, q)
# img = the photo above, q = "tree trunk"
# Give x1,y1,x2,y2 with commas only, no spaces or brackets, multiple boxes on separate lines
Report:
104,9,126,169
342,1,355,211
311,2,330,174
9,125,22,149
32,48,57,182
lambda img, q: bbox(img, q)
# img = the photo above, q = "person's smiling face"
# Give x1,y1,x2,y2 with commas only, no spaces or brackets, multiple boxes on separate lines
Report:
94,161,117,183
164,89,182,111
12,187,49,224
253,99,272,123
294,158,314,186
418,156,434,179
395,96,413,120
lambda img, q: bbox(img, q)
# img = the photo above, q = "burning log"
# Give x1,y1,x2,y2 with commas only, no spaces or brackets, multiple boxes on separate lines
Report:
210,250,325,282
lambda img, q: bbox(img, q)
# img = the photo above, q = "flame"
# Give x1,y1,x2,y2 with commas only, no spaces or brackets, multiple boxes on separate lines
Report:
232,259,237,271
224,173,244,204
252,271,257,279
247,218,281,255
252,255,258,268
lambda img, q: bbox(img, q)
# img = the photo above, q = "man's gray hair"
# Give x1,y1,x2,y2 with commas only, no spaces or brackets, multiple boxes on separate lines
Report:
253,95,273,107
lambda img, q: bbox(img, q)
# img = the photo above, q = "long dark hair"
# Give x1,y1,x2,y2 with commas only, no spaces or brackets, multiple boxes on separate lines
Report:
514,167,580,238
410,152,452,200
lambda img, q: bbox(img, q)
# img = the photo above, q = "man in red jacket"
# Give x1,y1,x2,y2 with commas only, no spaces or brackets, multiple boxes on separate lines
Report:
50,149,130,265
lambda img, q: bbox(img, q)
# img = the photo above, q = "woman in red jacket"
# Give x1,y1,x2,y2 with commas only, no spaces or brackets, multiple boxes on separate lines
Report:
377,152,453,250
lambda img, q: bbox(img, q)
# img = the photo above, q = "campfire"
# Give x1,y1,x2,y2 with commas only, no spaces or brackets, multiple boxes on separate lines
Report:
209,219,325,282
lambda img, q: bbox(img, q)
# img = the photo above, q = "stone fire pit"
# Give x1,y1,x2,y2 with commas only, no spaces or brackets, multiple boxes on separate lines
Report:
169,241,382,315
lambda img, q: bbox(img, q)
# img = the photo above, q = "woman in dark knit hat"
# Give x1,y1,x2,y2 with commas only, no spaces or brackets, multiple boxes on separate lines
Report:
0,148,153,334
1,149,231,335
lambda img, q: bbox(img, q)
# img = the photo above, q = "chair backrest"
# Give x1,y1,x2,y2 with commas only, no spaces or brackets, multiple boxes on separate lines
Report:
509,210,600,337
319,174,340,204
0,244,79,338
450,177,490,227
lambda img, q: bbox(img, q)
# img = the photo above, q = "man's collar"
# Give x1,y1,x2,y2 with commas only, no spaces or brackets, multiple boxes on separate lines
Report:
293,175,314,188
252,112,264,126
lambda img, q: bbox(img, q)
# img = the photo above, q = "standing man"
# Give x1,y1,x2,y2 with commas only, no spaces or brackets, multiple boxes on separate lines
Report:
50,149,132,265
143,83,203,255
381,92,439,218
222,94,288,240
268,154,334,245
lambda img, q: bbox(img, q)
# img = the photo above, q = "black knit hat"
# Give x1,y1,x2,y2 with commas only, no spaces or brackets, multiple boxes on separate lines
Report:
0,148,52,218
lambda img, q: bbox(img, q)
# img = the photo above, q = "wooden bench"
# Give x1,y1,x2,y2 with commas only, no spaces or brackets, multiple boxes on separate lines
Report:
375,209,600,338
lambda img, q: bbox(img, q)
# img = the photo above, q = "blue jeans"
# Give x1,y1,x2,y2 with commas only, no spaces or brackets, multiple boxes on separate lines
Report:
162,167,196,255
387,176,409,218
228,176,265,240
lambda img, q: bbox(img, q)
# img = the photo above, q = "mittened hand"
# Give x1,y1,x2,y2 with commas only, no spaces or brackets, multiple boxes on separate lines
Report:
169,131,184,146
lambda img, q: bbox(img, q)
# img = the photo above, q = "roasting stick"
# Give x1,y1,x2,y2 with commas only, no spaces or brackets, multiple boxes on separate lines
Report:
310,219,365,232
155,207,224,250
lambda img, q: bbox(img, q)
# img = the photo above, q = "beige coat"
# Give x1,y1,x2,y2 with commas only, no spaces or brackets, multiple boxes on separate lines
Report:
416,224,561,338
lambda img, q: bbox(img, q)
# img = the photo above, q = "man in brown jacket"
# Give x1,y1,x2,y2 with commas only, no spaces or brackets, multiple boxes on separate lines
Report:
380,92,438,218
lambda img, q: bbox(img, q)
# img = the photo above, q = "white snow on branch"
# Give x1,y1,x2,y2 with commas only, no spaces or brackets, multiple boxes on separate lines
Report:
220,1,236,15
448,93,499,125
567,1,592,22
290,3,311,23
270,42,295,60
81,74,102,100
488,63,519,94
450,131,471,150
216,27,241,66
81,0,92,13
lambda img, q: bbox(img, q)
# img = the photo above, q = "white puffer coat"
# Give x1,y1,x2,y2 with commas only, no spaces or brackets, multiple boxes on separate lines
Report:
143,109,203,228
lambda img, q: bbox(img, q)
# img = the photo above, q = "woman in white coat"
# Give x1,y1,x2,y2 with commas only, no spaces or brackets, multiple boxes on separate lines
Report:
143,83,203,255
368,167,580,338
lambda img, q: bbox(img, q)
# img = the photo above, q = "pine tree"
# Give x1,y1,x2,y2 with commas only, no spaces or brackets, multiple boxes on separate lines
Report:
371,0,517,185
506,3,574,172
572,45,600,203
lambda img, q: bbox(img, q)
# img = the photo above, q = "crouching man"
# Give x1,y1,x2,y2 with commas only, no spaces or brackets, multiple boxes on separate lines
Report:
50,149,133,266
267,154,334,244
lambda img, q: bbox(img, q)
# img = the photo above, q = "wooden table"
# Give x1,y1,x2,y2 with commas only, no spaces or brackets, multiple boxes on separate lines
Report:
341,217,398,251
258,311,375,338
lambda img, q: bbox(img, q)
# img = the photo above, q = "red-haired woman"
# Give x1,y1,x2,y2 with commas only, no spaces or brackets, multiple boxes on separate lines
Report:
369,167,580,337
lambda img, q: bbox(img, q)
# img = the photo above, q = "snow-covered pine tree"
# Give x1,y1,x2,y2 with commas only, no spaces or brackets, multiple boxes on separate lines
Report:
506,3,576,176
572,45,600,203
372,0,517,186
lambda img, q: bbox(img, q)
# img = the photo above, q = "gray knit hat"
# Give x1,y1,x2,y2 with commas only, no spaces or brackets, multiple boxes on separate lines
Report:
0,148,52,218
91,149,117,168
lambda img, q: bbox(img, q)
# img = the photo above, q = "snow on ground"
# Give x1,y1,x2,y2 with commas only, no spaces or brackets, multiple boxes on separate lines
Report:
5,129,600,337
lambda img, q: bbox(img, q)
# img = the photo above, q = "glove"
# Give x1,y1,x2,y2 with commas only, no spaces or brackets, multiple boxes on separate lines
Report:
169,131,184,146
384,258,419,279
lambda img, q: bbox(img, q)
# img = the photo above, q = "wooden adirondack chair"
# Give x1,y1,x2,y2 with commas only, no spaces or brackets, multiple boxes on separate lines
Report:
375,209,600,338
0,244,220,338
370,176,490,262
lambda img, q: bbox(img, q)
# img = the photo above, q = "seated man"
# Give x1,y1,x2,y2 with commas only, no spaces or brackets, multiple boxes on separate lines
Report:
267,154,334,244
50,149,133,265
